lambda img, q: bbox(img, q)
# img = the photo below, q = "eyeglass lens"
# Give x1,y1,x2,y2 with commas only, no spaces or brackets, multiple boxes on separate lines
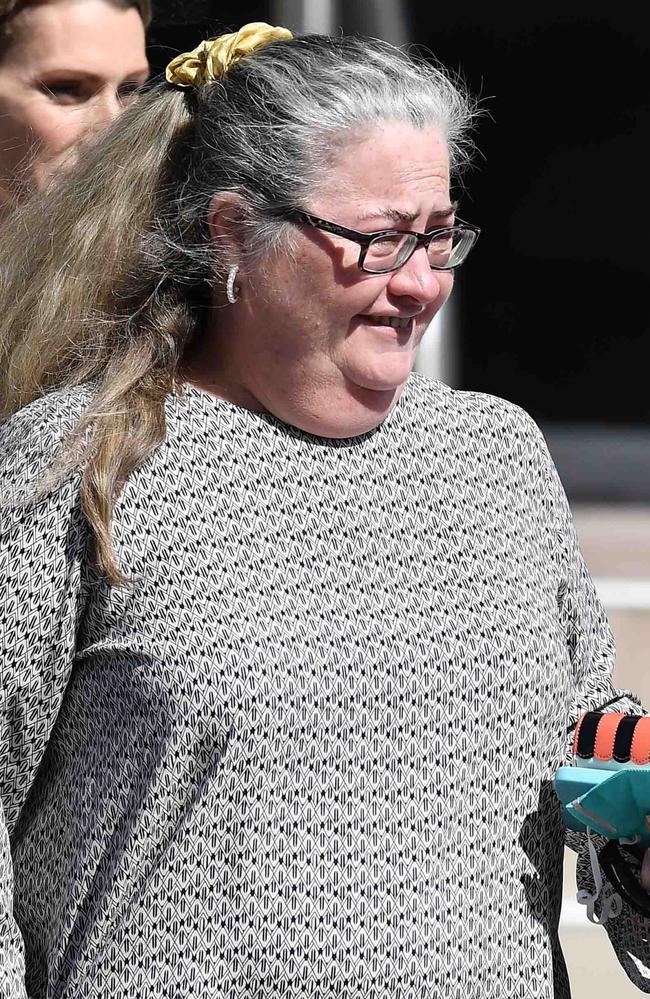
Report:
363,228,477,273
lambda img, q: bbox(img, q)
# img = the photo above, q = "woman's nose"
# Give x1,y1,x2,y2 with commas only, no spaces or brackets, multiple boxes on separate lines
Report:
386,244,446,304
89,88,124,128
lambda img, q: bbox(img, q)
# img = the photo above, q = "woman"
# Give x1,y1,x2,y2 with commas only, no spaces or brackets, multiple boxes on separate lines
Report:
0,22,647,999
0,0,150,216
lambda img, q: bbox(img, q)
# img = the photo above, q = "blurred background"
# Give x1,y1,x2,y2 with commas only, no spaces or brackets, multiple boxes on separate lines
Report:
148,1,649,994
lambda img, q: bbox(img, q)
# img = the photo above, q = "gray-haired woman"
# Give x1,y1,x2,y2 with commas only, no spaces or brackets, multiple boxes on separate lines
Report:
0,22,647,999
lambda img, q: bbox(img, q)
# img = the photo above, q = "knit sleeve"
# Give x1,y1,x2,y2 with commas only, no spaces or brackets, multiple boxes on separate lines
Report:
539,430,650,990
0,802,25,998
0,393,90,997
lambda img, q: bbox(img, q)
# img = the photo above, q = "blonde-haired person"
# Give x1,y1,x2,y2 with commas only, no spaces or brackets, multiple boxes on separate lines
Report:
0,21,649,999
0,0,150,216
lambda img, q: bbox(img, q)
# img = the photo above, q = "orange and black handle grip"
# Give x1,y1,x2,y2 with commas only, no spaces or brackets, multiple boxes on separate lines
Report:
570,709,650,917
573,711,650,766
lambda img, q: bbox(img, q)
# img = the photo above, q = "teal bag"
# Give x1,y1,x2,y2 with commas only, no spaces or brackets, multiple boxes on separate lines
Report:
553,709,650,921
554,766,650,844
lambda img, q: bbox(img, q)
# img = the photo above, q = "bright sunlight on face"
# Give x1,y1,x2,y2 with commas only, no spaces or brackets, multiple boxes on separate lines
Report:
194,123,456,441
0,0,148,216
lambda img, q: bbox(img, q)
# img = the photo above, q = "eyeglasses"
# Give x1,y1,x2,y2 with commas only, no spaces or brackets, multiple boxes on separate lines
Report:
287,208,480,274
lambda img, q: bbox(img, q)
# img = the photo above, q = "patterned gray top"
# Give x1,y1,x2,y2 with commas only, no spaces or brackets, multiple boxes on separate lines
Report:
1,374,649,999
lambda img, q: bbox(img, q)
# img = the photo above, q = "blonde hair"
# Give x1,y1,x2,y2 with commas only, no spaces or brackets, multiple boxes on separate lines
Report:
0,88,192,585
0,33,477,586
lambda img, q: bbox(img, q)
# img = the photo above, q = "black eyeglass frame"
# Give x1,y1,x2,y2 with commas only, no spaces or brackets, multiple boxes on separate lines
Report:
287,208,481,273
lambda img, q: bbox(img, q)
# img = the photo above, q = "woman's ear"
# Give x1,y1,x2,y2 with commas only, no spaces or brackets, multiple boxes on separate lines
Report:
207,192,248,264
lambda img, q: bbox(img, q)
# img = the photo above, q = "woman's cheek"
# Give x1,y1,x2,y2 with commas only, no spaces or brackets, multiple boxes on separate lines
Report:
439,270,455,305
23,106,81,190
26,103,79,154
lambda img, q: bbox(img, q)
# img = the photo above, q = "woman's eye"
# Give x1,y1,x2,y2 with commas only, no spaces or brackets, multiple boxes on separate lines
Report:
40,80,85,103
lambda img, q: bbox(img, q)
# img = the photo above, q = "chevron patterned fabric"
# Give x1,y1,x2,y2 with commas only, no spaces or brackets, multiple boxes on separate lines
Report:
1,374,649,997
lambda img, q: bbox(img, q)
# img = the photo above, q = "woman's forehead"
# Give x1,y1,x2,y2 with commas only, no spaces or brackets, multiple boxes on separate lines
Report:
317,123,451,223
3,0,147,74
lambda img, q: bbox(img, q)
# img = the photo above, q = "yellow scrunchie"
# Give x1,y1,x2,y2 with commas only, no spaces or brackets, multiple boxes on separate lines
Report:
165,22,294,88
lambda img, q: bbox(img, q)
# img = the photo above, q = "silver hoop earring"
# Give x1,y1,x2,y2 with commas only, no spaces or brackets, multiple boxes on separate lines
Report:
226,265,240,304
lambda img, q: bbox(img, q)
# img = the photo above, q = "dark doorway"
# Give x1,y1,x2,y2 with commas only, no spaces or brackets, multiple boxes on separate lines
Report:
409,3,650,497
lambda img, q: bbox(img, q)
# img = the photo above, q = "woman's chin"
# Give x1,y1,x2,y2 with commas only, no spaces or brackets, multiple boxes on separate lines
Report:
345,352,416,394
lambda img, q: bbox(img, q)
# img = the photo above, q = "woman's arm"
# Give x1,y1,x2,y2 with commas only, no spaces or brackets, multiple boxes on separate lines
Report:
0,803,26,999
540,430,650,990
0,390,90,993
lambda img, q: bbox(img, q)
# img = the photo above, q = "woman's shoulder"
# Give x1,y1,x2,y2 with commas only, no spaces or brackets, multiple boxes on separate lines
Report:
402,374,554,488
0,384,93,485
404,373,546,444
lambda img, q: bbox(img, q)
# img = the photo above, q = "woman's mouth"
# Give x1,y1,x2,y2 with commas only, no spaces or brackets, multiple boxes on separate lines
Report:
359,314,414,333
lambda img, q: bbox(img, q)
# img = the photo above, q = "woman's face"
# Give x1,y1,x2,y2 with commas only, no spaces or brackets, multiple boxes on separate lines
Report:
0,0,148,209
202,122,457,438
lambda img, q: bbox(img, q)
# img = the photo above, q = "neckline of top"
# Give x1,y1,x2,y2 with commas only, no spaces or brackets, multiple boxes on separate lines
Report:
175,383,405,448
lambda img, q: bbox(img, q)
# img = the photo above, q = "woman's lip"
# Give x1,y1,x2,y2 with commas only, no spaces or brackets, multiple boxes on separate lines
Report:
356,315,416,333
354,317,416,346
357,315,415,326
